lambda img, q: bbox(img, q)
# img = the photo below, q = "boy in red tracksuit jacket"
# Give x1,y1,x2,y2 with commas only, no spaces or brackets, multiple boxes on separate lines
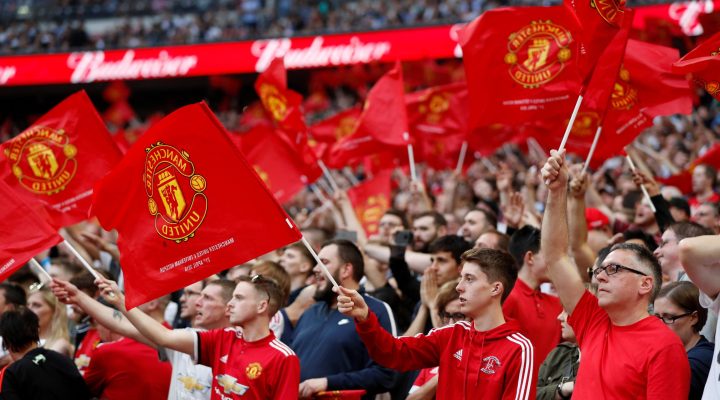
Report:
336,248,535,399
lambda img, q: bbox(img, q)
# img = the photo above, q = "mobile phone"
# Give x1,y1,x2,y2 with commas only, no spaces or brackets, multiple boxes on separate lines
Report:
334,230,358,244
393,230,413,247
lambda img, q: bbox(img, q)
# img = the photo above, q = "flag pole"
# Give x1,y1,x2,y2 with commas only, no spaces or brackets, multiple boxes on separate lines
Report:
558,93,584,153
61,240,103,281
405,132,417,182
300,236,339,288
310,184,330,204
581,126,602,175
455,141,468,175
625,155,657,213
342,167,360,187
317,160,340,193
28,258,52,284
61,240,117,299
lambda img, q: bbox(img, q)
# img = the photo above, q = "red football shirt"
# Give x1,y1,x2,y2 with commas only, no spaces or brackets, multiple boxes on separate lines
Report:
196,328,300,400
502,279,562,370
568,290,690,399
84,337,172,400
73,328,101,377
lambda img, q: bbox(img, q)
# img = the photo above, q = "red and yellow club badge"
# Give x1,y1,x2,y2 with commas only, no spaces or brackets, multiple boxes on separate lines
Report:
611,67,639,111
258,83,289,122
144,142,207,243
245,362,263,380
3,126,77,195
568,111,601,137
504,20,573,89
418,92,451,124
592,0,626,26
356,194,390,234
253,165,271,188
335,116,358,141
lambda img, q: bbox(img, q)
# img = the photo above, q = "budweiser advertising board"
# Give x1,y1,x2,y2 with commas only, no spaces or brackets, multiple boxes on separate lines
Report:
0,25,463,87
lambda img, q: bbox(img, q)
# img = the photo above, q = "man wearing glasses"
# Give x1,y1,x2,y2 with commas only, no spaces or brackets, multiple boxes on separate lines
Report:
541,149,690,399
94,275,300,400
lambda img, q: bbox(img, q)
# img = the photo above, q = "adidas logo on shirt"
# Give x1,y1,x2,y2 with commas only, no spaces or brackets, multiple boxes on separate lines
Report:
220,355,228,363
338,319,350,326
453,349,462,361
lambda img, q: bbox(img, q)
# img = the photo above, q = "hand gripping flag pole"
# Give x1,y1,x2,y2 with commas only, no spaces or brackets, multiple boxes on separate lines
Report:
61,239,116,298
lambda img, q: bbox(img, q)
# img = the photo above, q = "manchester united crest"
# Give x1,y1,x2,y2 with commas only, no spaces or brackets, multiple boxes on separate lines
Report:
357,194,390,233
591,0,625,26
258,83,288,122
144,142,207,243
419,93,451,124
246,362,263,379
611,66,638,110
569,112,601,137
3,126,77,195
335,116,358,140
504,20,573,89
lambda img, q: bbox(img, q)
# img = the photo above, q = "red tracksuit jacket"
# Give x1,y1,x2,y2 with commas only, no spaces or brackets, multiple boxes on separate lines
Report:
356,312,535,399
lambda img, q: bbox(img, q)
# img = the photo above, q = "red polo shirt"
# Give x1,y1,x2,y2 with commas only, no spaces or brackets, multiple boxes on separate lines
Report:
502,279,562,370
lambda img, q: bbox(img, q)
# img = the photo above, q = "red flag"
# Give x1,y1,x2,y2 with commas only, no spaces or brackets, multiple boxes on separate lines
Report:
534,12,632,155
238,102,273,132
363,151,402,177
406,82,468,137
416,133,468,170
590,39,692,166
310,108,362,144
236,125,310,204
564,0,627,78
0,180,62,282
673,30,720,100
254,58,308,138
328,65,410,166
354,63,410,146
0,91,122,227
92,103,302,309
347,170,393,235
659,143,720,194
459,6,585,137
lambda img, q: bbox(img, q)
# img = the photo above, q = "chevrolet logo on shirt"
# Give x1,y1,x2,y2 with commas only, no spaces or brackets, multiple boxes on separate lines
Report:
216,374,249,395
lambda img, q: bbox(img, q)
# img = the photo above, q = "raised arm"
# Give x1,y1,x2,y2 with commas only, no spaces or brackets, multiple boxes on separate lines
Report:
96,278,196,355
50,278,153,347
679,235,720,298
540,150,586,314
567,167,596,277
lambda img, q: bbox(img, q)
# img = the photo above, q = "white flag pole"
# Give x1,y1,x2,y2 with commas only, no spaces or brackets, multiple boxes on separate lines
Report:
405,132,417,182
300,237,339,288
28,258,52,283
317,160,340,193
625,155,657,213
581,126,602,175
61,240,103,281
558,94,584,153
455,141,468,175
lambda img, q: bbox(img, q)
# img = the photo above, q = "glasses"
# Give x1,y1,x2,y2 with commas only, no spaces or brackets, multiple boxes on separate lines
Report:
655,312,693,324
592,263,648,278
439,311,466,321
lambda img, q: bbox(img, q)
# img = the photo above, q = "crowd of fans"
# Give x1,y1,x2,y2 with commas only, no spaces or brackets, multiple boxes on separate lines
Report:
0,74,718,398
0,0,677,54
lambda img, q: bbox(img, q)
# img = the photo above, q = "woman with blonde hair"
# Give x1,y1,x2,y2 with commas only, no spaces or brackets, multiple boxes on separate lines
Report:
27,288,73,358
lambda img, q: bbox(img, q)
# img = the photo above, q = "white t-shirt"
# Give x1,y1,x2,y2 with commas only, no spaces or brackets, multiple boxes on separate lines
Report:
700,292,720,400
163,329,213,400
